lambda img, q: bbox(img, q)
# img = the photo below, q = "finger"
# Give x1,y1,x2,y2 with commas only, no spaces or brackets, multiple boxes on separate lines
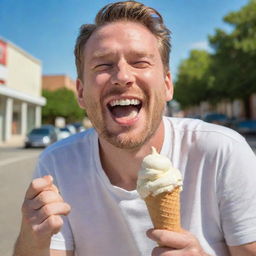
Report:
152,246,182,256
25,176,54,200
34,215,64,237
30,190,64,210
36,202,71,223
36,202,71,222
51,184,60,194
147,229,190,249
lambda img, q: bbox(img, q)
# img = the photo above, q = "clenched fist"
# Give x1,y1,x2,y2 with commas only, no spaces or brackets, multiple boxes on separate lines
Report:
13,175,71,256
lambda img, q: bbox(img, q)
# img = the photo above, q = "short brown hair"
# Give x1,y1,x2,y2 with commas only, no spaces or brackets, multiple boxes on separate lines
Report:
74,1,171,80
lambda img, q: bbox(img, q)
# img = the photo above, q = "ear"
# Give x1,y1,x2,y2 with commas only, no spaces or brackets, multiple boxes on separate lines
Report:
164,71,173,101
76,79,86,109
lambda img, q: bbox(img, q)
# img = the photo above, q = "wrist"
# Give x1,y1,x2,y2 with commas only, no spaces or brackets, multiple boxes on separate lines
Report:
13,228,51,256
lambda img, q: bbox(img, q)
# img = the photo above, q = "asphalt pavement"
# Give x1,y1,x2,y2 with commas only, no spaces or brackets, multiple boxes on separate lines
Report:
0,147,42,256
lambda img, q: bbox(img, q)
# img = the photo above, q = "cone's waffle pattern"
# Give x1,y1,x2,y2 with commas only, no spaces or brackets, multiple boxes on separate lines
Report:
145,186,181,232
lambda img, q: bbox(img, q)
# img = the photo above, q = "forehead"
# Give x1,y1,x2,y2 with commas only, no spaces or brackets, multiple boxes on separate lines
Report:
83,21,160,60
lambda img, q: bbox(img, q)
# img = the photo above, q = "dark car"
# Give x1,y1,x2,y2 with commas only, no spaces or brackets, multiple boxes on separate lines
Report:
232,120,256,135
24,127,58,148
202,113,230,127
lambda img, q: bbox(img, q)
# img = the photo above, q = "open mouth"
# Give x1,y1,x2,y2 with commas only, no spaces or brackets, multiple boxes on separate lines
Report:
107,98,142,122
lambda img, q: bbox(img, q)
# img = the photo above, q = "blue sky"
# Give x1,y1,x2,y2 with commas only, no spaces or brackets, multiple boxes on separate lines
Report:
0,0,248,80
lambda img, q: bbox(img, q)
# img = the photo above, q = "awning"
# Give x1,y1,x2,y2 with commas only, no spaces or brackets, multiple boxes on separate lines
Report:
0,85,46,106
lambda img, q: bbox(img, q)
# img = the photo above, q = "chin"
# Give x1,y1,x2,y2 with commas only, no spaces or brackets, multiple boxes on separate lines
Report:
102,124,155,150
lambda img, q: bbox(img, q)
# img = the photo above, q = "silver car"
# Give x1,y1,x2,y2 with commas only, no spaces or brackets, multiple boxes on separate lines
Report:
24,127,58,148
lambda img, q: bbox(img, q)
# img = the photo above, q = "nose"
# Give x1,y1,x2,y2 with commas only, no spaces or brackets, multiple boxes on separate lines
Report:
110,61,135,87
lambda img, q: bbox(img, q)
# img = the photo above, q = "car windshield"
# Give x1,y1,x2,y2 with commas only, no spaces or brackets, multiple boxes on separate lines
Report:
60,128,70,132
205,114,226,120
30,128,50,135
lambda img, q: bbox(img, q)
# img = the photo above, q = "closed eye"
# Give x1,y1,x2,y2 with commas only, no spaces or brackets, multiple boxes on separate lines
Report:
94,63,113,71
132,61,151,68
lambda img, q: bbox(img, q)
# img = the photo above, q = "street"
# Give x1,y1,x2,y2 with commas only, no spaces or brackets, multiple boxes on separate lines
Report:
0,147,42,256
0,135,255,256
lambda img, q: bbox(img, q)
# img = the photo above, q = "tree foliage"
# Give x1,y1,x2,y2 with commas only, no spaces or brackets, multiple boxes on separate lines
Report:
209,0,256,100
174,0,256,116
174,50,212,108
42,88,85,124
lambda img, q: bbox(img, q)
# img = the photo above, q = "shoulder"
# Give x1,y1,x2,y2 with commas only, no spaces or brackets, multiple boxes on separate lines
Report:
165,116,247,155
166,116,245,141
39,128,97,162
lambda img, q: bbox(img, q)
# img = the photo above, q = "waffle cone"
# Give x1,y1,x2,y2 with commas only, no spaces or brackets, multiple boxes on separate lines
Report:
144,186,181,232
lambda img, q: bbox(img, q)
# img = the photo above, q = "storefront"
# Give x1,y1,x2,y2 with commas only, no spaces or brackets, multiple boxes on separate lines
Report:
0,38,46,143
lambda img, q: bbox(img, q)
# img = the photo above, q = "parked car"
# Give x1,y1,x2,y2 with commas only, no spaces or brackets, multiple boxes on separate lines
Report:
71,122,86,132
66,124,77,134
24,127,58,148
202,113,230,127
232,120,256,135
57,127,72,140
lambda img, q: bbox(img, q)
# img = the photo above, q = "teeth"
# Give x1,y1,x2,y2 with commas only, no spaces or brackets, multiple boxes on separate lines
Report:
109,99,141,107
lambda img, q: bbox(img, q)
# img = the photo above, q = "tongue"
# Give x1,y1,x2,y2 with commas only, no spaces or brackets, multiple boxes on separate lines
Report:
111,105,139,120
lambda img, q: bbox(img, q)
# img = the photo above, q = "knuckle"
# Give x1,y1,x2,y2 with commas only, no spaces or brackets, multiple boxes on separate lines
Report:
31,223,39,233
48,215,63,234
37,192,46,203
31,223,45,238
64,203,71,213
188,247,201,256
35,192,50,207
157,231,167,244
41,204,52,217
31,179,38,191
47,215,56,226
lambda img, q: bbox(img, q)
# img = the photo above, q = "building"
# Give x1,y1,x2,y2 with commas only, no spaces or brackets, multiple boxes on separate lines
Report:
42,74,76,94
0,38,46,143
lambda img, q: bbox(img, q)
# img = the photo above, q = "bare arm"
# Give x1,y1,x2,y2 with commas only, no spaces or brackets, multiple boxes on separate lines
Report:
229,242,256,256
13,176,71,256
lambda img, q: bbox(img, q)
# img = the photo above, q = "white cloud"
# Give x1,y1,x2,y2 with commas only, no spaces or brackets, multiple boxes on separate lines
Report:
189,41,212,52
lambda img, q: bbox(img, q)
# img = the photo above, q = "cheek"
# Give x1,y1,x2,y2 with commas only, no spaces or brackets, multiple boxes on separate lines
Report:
95,73,110,86
139,69,155,80
82,74,107,99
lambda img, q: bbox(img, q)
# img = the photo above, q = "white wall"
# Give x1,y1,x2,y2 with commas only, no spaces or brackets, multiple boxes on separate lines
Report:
6,43,42,98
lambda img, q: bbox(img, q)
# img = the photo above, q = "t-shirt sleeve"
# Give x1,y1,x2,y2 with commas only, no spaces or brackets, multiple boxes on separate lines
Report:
217,139,256,246
34,157,75,251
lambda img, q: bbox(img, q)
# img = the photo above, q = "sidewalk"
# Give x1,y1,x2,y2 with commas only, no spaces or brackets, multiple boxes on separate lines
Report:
0,135,24,148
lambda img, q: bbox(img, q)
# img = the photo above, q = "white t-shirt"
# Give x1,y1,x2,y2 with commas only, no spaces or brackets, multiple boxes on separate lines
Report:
35,117,256,256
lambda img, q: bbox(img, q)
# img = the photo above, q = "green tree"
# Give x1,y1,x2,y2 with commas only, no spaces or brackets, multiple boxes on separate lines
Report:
209,0,256,117
42,88,85,124
174,50,212,109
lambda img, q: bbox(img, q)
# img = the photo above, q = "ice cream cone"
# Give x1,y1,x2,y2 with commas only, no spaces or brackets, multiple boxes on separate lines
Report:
144,186,181,232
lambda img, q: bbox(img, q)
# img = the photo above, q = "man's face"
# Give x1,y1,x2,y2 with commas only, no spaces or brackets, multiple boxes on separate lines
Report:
77,21,173,149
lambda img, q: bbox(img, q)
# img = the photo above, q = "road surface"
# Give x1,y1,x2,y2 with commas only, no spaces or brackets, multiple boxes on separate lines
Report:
0,147,42,256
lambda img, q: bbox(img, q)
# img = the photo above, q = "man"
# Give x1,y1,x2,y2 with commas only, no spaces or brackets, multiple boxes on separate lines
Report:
13,1,256,256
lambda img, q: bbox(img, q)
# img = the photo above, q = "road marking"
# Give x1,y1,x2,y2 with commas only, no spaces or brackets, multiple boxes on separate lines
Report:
0,153,40,168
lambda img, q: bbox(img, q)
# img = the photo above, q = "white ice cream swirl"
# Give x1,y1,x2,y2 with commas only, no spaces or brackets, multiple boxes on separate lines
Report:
137,147,183,198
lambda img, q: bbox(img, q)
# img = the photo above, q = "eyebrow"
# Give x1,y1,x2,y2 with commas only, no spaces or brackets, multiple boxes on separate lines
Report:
90,50,155,62
91,50,114,60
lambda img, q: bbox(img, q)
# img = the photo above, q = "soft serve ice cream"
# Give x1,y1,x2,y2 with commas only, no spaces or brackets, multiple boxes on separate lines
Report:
137,147,183,231
137,147,183,198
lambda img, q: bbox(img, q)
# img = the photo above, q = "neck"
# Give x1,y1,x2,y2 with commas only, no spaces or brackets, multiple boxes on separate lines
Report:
99,120,165,191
